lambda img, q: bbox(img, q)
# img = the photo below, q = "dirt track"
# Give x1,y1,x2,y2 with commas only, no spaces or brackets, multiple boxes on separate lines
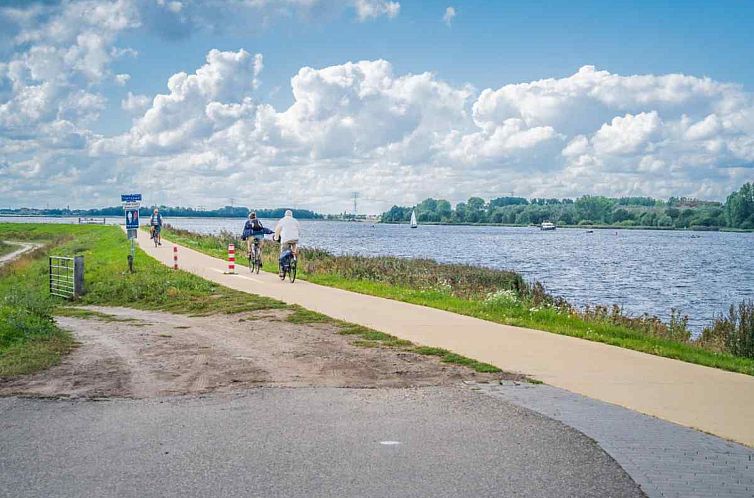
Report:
0,241,42,267
0,306,515,398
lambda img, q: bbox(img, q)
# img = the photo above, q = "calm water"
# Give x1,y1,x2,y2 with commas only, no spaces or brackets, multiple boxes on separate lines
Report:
4,216,753,331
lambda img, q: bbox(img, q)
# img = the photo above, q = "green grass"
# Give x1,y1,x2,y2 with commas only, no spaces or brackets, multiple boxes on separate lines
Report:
54,307,141,323
0,241,15,258
285,306,332,324
412,347,502,373
160,226,754,376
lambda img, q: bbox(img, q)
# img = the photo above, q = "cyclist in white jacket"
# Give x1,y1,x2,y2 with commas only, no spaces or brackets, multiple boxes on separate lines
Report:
274,210,301,257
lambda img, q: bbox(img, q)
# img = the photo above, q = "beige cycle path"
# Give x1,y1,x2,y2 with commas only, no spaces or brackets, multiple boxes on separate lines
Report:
138,234,754,446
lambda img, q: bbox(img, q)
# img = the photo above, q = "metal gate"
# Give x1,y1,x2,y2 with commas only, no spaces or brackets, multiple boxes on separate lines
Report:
49,256,84,299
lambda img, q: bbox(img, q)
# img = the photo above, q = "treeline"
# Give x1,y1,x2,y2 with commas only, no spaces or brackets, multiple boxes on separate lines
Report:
1,205,323,220
382,182,754,229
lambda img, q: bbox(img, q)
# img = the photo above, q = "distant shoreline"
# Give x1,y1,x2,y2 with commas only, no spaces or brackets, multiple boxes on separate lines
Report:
382,220,754,233
2,215,752,232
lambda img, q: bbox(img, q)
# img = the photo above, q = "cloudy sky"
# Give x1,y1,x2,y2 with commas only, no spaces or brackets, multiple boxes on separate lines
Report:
1,0,753,213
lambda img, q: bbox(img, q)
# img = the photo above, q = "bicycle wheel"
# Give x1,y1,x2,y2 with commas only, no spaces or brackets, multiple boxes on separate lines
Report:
250,246,258,273
289,259,297,283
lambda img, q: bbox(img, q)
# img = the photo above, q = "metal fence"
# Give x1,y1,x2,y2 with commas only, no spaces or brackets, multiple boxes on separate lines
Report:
78,217,106,225
49,256,84,299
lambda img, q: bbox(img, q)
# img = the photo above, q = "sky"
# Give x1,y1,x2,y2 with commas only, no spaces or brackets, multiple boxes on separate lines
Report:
1,0,754,213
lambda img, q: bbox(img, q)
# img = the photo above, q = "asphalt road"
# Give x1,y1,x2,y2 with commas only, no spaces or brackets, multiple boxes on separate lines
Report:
0,387,643,497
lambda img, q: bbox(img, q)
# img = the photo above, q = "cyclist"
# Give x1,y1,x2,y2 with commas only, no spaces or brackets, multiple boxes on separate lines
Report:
274,210,300,276
150,208,163,246
241,212,271,266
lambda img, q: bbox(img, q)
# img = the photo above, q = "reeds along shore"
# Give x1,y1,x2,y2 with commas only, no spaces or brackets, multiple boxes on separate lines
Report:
163,225,754,363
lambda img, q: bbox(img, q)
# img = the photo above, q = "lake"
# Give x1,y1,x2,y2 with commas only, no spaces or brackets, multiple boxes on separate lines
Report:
4,216,753,332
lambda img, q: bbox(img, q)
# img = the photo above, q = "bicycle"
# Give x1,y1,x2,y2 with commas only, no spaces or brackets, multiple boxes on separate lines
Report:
150,226,160,247
248,238,262,274
278,250,297,283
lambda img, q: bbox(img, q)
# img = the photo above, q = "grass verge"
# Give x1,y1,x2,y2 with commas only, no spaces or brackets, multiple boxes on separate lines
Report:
286,305,502,374
161,226,754,376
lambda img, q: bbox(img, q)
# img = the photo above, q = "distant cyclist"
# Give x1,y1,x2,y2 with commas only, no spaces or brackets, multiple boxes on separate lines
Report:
241,212,272,266
150,208,163,246
274,210,300,277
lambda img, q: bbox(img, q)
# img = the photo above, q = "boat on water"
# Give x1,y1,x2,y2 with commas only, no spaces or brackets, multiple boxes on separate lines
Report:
410,209,418,228
540,221,556,231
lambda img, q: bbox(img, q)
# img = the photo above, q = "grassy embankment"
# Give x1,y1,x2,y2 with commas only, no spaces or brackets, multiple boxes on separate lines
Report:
161,225,754,376
0,223,499,376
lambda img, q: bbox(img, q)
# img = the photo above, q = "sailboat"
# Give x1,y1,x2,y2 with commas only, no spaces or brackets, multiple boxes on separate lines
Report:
410,209,418,228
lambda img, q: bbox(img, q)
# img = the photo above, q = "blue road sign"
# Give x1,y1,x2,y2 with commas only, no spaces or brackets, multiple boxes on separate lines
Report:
121,193,142,203
125,209,140,229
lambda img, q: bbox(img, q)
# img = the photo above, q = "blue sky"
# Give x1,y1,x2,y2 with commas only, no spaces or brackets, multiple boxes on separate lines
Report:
2,0,754,211
97,0,754,134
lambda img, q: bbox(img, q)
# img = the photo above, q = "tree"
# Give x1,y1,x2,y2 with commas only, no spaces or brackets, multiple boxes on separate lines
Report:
612,208,631,223
489,197,528,208
558,208,575,225
725,182,754,228
436,199,452,221
466,197,486,223
575,196,615,223
454,202,467,223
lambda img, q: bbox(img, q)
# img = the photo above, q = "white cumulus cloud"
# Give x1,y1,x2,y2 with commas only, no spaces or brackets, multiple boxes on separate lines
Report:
443,6,456,26
354,0,400,21
121,92,151,113
1,1,753,211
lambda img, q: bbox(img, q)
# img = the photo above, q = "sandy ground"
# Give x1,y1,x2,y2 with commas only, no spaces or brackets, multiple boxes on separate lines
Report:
0,306,517,398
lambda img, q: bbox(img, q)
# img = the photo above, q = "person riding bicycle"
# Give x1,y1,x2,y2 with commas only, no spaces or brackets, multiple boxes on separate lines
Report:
274,209,300,277
150,208,163,246
241,212,272,266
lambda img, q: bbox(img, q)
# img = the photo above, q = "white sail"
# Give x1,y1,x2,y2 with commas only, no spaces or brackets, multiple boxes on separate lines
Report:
410,209,417,228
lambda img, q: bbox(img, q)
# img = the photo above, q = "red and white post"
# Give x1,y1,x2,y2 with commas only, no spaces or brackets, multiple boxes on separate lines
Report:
173,245,178,270
227,243,236,274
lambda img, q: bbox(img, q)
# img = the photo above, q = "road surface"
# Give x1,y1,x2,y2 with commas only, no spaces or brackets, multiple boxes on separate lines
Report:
0,388,642,497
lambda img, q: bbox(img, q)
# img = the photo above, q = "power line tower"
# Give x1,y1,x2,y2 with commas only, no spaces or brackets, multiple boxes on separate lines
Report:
352,192,360,216
229,198,235,207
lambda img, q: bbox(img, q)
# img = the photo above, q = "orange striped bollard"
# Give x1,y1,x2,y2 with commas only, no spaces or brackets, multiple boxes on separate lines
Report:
173,245,178,270
227,243,236,274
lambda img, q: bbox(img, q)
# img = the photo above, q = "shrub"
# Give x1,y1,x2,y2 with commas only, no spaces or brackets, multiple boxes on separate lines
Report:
701,300,754,358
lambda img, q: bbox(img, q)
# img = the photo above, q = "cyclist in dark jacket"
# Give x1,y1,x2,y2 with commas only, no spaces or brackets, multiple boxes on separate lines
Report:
150,208,163,246
241,212,272,262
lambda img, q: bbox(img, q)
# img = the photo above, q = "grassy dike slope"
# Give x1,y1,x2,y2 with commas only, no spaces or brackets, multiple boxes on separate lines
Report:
0,223,500,377
161,226,754,376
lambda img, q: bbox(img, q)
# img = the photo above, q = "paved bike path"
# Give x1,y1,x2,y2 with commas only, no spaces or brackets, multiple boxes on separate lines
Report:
137,234,754,447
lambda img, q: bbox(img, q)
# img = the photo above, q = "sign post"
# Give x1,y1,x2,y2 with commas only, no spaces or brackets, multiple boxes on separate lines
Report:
121,193,142,272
